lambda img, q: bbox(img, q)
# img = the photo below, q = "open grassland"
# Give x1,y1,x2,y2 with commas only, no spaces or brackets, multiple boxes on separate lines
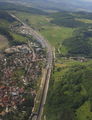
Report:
14,12,74,50
15,12,53,28
60,45,67,54
75,18,92,23
40,26,74,47
12,33,27,43
0,35,9,52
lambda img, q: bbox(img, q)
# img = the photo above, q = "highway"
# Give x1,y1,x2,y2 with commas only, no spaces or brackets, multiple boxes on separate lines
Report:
10,13,53,120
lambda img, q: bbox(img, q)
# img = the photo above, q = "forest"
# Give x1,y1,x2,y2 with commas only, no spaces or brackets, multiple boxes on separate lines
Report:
62,25,92,56
0,2,48,15
45,65,92,120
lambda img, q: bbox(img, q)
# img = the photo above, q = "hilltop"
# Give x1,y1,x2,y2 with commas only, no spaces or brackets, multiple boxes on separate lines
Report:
0,0,92,12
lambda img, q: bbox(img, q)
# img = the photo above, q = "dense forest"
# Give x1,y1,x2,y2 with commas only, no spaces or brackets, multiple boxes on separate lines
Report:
45,65,92,120
62,25,92,56
63,35,92,56
49,11,92,28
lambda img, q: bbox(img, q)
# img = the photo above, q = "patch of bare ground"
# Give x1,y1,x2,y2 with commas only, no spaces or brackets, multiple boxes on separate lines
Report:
0,35,9,52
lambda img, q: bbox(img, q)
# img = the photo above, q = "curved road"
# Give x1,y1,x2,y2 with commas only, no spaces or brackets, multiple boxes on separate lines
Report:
10,13,52,120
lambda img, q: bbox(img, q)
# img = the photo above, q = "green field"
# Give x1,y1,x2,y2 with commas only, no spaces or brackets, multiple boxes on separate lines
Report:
75,18,92,23
15,12,53,28
60,45,67,54
40,26,74,47
12,33,27,43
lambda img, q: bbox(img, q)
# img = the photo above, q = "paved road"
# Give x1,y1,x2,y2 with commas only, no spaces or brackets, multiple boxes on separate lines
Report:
10,13,52,120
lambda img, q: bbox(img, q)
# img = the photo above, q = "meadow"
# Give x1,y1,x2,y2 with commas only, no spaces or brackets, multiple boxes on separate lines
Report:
12,33,27,43
75,18,92,23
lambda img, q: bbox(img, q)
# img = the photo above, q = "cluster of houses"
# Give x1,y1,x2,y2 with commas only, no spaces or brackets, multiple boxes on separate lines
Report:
0,85,25,112
0,44,45,117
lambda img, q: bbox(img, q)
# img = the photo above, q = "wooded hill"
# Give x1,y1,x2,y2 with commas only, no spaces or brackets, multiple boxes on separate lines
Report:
0,2,48,15
49,11,92,57
0,10,16,22
45,65,92,120
0,10,27,48
49,11,92,28
62,25,92,57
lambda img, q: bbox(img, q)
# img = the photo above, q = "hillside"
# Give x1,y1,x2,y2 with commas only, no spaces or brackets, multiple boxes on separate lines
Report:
0,10,27,52
0,2,48,15
1,6,92,120
44,64,92,120
47,11,92,57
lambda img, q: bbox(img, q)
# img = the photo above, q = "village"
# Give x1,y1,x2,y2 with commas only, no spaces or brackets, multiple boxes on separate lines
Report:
0,43,46,118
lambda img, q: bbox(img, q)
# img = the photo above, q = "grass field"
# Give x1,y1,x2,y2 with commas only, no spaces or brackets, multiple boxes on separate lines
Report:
40,26,74,47
75,18,92,23
15,12,53,28
12,33,27,43
60,45,67,54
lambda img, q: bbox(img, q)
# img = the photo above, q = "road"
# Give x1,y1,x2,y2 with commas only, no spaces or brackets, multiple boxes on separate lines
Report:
10,13,53,120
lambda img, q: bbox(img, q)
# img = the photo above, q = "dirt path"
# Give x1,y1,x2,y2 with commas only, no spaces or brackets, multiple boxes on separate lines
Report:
58,44,62,53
